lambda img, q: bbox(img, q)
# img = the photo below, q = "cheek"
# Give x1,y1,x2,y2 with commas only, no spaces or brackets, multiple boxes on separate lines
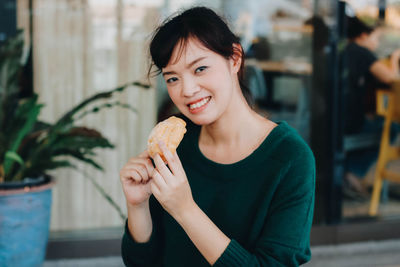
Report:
205,68,232,91
370,37,379,49
167,88,181,105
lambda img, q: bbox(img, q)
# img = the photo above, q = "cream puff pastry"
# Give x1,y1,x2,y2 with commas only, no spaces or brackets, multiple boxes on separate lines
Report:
147,116,187,161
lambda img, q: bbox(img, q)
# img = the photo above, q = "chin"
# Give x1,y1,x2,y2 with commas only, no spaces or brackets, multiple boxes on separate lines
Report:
185,113,217,126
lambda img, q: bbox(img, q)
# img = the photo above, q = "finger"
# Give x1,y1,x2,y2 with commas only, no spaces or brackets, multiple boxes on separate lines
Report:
157,141,180,175
151,169,168,190
126,165,149,183
127,158,155,179
135,163,149,182
153,153,173,184
120,169,143,183
138,150,150,159
150,180,161,198
128,157,151,166
143,158,155,174
172,150,184,176
128,152,152,167
138,159,155,181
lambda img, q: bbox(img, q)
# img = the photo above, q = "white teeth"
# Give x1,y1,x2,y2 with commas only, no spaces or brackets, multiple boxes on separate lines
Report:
189,97,210,110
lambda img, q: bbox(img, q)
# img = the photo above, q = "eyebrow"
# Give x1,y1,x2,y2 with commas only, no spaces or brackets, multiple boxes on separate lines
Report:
162,57,207,76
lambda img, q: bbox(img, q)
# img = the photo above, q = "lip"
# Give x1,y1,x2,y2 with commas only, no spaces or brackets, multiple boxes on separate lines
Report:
187,96,211,114
186,97,210,106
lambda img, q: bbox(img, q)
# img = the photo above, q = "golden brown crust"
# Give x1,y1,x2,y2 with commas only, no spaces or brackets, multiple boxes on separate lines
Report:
147,116,187,161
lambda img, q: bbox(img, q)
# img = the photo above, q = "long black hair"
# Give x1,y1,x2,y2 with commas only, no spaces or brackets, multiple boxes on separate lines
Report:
148,6,252,104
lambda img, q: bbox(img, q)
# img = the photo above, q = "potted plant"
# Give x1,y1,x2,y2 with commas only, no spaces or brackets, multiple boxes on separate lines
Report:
0,32,148,266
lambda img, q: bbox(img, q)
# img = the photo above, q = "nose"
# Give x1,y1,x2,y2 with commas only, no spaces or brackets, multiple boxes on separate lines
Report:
181,76,200,97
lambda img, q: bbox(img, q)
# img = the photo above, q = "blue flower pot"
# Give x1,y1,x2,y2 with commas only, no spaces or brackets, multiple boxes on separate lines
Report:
0,176,53,267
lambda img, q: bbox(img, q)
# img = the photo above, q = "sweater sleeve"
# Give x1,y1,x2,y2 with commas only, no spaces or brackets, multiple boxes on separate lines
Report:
121,196,164,267
214,146,316,267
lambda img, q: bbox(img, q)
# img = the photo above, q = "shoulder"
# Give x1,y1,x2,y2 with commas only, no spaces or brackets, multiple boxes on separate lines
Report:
346,43,377,63
269,122,315,168
268,123,315,194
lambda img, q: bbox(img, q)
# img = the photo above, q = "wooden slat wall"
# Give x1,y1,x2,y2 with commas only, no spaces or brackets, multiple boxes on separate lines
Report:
17,0,159,230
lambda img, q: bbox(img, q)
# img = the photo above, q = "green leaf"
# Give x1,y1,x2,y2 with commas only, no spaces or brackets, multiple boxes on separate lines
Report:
42,160,76,170
0,30,24,97
0,31,148,183
74,101,137,121
49,130,114,153
52,81,148,133
63,151,104,171
4,96,43,175
5,151,24,166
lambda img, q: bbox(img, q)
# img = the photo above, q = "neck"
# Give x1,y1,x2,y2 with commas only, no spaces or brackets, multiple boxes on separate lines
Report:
354,38,371,51
200,87,267,148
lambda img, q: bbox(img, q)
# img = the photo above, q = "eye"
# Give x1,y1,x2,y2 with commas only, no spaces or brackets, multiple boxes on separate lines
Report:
195,66,208,73
166,77,178,84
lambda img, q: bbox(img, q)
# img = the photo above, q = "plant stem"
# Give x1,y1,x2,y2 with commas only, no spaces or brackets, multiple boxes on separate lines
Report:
76,169,127,221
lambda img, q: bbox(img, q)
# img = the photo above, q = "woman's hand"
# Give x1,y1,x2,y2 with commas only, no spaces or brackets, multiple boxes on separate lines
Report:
119,150,155,207
150,141,196,219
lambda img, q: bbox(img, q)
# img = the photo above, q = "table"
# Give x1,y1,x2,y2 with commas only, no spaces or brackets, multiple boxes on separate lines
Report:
247,59,312,76
245,59,312,108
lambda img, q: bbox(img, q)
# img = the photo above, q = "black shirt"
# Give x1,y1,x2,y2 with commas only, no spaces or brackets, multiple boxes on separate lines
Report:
343,42,383,134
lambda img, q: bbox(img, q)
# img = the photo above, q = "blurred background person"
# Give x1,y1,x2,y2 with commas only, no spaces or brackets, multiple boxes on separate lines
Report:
343,15,400,197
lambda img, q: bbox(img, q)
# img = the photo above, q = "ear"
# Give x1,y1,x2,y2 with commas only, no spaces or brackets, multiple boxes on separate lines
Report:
230,43,243,74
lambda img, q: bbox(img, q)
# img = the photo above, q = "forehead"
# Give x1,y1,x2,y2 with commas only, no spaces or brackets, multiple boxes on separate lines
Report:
166,38,214,68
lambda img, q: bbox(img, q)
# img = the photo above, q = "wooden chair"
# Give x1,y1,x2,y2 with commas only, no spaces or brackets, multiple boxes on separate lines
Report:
369,81,400,216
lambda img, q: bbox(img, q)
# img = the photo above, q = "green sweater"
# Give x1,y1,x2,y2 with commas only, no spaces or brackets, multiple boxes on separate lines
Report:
122,121,315,266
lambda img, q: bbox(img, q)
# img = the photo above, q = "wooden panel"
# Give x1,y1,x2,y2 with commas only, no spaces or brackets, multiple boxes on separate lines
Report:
18,0,159,230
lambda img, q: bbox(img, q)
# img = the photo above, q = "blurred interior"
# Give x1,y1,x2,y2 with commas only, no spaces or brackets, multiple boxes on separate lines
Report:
1,0,400,261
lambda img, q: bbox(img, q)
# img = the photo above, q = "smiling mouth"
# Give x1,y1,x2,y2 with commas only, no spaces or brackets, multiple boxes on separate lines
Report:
188,96,211,110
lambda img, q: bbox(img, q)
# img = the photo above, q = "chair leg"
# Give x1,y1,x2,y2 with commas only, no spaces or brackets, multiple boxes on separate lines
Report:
369,117,392,216
369,169,383,216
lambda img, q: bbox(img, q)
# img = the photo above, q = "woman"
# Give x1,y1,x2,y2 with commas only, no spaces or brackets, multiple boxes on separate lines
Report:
120,7,315,266
343,16,400,193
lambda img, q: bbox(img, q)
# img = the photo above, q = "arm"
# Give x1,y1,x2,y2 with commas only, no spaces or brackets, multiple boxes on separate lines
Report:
389,49,400,75
370,50,400,84
126,201,152,243
150,143,230,265
175,202,231,265
152,141,315,266
215,148,315,267
119,151,163,266
121,196,164,267
370,61,399,84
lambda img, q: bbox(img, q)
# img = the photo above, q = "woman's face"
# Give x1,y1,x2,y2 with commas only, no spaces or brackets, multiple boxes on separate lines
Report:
162,38,240,125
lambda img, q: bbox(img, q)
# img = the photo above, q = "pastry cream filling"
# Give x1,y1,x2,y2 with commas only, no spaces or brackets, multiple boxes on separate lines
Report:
189,96,211,109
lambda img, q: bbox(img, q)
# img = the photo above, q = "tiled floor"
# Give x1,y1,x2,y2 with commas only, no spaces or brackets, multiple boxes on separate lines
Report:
44,239,400,267
343,198,400,218
44,257,124,267
305,239,400,267
342,159,400,219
